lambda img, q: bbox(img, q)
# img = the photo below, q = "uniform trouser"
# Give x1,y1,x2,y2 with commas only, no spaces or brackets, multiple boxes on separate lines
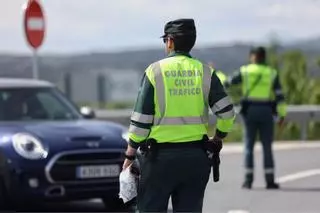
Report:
137,146,211,213
242,105,275,184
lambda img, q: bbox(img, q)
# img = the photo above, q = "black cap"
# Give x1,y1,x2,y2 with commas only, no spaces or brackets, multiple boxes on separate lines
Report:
250,46,266,55
161,18,196,38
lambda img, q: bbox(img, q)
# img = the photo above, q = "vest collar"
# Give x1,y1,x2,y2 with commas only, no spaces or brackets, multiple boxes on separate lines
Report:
167,51,192,58
251,62,267,66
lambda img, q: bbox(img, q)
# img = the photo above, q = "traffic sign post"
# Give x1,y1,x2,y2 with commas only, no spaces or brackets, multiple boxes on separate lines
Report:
32,49,38,79
23,0,46,79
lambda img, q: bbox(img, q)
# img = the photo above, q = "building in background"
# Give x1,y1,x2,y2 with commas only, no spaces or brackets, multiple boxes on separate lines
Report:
44,68,141,108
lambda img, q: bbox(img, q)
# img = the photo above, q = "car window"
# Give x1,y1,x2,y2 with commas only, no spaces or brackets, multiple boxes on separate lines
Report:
36,91,78,120
0,88,81,121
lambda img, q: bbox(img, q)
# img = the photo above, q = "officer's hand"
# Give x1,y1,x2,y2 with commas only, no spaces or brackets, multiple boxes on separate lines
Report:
278,117,285,127
122,159,134,171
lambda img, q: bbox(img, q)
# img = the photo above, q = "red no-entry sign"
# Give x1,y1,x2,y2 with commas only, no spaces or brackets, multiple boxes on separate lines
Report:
23,0,45,50
23,0,46,79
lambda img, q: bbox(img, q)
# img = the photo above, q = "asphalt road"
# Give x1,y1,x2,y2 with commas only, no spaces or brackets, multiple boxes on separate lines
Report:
16,141,320,213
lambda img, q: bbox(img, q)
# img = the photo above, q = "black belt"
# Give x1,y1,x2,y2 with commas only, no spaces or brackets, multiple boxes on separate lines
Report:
246,100,274,106
154,140,204,149
140,136,208,160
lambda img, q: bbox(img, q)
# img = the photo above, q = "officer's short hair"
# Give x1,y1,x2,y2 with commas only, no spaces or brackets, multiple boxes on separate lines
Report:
172,35,196,53
250,46,267,63
161,19,197,53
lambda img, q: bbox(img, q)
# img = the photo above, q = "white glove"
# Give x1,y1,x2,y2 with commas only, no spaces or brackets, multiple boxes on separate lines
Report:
118,164,138,203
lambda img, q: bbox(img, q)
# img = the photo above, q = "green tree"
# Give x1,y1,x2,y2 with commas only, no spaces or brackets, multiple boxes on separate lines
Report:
276,51,320,139
280,51,320,105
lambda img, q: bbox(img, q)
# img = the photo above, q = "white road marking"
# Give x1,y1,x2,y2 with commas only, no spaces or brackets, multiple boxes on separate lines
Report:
228,210,250,213
277,169,320,183
221,141,320,154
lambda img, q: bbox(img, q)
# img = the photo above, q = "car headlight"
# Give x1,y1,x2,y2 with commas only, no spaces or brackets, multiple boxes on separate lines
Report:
122,131,129,142
12,133,48,160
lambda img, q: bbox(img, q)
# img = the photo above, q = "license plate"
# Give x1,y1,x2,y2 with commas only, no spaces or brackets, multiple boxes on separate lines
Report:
76,165,120,179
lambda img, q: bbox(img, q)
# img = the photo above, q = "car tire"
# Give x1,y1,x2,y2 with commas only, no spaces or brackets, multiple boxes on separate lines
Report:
102,196,136,212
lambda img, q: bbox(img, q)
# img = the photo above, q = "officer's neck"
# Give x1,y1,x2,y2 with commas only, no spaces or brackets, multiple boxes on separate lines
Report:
168,50,192,58
251,61,267,65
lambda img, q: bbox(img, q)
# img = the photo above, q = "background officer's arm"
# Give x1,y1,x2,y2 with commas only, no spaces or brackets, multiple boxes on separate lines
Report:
224,70,242,88
127,70,155,150
273,73,287,118
209,71,236,139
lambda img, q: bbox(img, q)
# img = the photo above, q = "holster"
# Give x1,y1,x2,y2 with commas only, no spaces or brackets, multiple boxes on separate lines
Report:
212,153,220,182
203,135,221,183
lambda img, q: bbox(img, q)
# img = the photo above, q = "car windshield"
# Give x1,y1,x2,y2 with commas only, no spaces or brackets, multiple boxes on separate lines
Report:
0,87,82,121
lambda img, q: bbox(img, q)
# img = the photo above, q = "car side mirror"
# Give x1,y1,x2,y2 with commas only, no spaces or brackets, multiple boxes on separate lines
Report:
80,106,96,119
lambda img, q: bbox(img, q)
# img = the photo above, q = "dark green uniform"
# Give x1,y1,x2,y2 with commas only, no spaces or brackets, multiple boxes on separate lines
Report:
128,19,235,212
130,52,234,212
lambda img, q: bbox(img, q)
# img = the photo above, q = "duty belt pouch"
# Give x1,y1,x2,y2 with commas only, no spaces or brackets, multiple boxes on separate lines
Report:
144,139,157,162
139,142,149,156
201,135,210,154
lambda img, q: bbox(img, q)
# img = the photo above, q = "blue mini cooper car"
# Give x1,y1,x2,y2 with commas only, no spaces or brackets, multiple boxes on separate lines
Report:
0,78,131,211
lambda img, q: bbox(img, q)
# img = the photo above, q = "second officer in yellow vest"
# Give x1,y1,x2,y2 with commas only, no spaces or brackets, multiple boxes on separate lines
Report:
122,19,235,212
225,47,287,190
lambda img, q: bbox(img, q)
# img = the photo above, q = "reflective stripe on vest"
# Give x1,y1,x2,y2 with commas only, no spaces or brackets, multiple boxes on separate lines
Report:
151,62,211,126
129,124,150,137
153,116,205,126
211,96,232,112
131,112,154,124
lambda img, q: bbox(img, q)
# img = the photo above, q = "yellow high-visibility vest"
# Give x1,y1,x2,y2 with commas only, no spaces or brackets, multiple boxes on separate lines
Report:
142,56,234,143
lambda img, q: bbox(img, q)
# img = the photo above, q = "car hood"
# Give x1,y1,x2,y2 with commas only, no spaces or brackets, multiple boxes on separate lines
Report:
0,120,128,151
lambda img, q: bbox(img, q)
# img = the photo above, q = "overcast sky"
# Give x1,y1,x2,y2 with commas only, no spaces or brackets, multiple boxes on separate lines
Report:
1,0,320,54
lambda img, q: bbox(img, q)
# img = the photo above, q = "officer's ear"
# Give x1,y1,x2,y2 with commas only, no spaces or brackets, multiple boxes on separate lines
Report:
249,53,256,63
167,37,175,51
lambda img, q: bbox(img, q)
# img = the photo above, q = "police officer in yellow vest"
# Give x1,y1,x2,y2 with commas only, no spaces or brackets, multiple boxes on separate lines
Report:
122,19,235,212
224,47,287,189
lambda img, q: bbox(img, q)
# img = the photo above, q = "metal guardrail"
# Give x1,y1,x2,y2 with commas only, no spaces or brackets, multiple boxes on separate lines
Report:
95,105,320,141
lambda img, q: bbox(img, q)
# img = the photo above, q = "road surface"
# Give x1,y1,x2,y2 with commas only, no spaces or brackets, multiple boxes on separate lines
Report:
16,141,320,213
